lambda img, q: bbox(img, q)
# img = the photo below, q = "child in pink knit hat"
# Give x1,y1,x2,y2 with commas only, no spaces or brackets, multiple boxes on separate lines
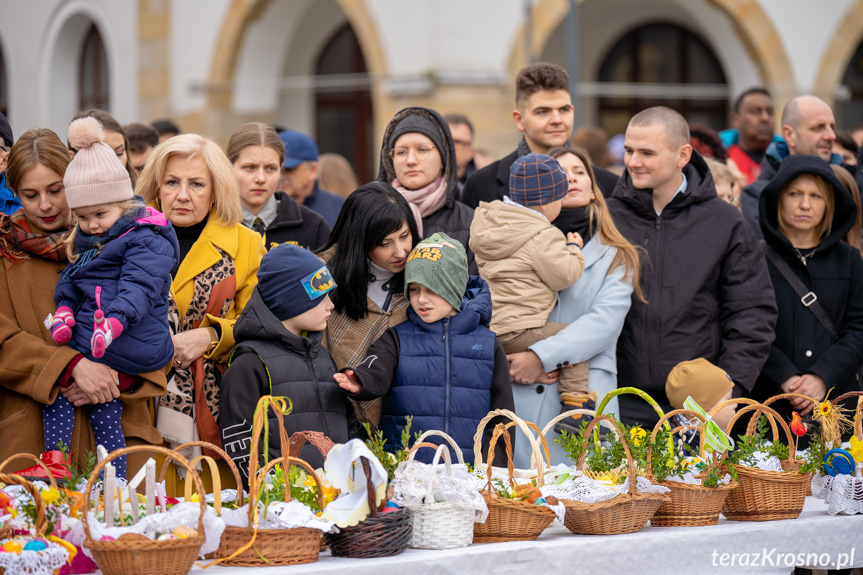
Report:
39,116,179,479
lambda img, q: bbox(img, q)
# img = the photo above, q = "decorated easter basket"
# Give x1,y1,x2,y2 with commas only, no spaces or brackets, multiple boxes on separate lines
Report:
559,415,670,535
288,430,336,552
322,453,412,558
212,397,324,567
0,472,73,575
718,402,811,521
471,410,556,543
82,445,207,575
646,409,738,527
404,432,475,550
810,391,863,513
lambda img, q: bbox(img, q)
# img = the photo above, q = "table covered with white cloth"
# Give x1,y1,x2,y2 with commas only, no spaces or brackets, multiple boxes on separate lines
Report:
194,498,861,575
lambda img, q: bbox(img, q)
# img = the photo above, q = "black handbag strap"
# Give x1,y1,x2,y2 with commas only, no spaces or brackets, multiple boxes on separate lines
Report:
761,240,838,339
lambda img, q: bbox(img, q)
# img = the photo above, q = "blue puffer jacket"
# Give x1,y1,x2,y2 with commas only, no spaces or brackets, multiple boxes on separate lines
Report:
54,207,179,374
381,276,496,463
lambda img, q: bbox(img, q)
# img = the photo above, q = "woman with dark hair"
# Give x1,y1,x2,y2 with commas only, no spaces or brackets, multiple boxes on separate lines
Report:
319,182,419,427
70,109,138,187
752,155,863,442
377,107,477,272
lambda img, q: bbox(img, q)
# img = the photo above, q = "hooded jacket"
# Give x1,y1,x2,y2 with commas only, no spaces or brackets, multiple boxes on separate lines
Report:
753,155,863,420
219,289,353,480
345,276,514,465
262,191,330,252
470,200,584,334
742,140,844,240
378,107,477,274
54,207,180,374
606,151,777,426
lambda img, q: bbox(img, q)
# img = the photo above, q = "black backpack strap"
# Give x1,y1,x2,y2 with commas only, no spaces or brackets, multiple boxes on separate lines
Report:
760,240,839,339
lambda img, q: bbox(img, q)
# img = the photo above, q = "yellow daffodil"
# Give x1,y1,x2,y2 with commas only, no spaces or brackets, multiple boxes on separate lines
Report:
190,493,199,503
303,476,317,489
849,436,863,463
41,488,60,505
629,427,647,447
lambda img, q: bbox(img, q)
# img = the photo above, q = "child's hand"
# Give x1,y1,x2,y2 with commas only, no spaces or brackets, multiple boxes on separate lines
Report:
91,310,124,359
334,369,361,394
50,306,76,344
566,232,584,248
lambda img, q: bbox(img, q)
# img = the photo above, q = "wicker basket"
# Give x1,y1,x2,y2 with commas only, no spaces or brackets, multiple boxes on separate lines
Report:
82,445,207,575
471,410,556,543
323,456,412,557
645,409,738,527
212,396,324,567
718,403,811,521
404,436,474,550
559,415,670,535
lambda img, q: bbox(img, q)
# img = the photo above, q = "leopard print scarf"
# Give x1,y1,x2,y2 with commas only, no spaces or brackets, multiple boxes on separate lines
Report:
157,251,236,451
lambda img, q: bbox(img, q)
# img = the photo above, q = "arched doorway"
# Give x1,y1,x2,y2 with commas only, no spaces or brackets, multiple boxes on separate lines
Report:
0,43,7,117
78,23,109,111
836,37,863,129
314,24,373,183
598,22,728,136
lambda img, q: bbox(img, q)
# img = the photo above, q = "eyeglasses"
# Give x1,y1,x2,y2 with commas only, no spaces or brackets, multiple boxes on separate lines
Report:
390,146,437,162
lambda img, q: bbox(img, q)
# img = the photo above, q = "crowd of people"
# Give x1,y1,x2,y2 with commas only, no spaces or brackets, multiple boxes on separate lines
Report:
1,61,862,510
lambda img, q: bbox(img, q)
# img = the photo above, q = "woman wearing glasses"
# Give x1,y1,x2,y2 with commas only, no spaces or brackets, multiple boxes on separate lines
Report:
377,107,477,273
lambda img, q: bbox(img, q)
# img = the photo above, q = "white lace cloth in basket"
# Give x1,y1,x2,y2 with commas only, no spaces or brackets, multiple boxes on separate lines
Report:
220,501,338,533
811,473,863,515
0,542,69,575
743,450,784,472
391,460,489,522
65,502,225,559
664,471,733,486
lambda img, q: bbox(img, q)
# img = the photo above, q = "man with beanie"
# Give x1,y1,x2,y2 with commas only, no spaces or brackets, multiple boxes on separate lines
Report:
0,111,22,215
470,153,590,433
219,243,353,482
335,233,514,465
665,358,736,433
278,130,344,228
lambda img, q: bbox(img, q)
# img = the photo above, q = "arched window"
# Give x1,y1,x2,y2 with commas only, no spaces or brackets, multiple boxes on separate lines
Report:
0,43,7,117
314,24,373,183
837,40,863,129
79,24,109,111
598,22,728,136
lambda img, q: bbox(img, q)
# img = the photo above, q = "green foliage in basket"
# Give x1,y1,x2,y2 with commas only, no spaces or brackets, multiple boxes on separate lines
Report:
56,441,96,491
259,463,328,513
725,416,799,478
363,416,418,480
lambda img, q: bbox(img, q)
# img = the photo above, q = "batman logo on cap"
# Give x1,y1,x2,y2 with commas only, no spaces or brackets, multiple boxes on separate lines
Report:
301,266,337,300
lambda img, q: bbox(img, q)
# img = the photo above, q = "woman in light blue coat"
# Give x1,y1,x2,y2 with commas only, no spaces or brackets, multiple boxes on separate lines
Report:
507,146,643,467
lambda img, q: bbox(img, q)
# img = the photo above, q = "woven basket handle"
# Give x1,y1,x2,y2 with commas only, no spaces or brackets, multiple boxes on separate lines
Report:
158,441,245,507
484,423,516,496
503,420,552,473
646,409,708,480
0,453,60,491
471,409,545,484
725,403,797,464
247,396,293,514
745,393,819,435
359,456,378,519
288,431,335,461
709,397,778,438
424,444,453,502
407,441,446,461
576,415,639,496
410,430,465,464
184,456,221,513
256,455,325,511
0,472,48,536
831,391,863,439
81,445,207,543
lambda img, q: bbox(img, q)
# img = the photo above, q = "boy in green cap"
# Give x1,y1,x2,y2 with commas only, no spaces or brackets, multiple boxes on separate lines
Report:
335,233,513,465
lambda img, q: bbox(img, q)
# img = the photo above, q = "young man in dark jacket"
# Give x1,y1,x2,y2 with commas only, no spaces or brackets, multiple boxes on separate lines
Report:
219,244,353,483
461,62,619,210
607,106,778,428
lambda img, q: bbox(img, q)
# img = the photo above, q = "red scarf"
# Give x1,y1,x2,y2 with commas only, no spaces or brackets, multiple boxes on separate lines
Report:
0,209,70,264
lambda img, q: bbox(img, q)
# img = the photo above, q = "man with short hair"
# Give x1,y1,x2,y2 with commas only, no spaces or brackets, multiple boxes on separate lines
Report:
123,122,160,175
721,88,777,185
607,106,777,429
151,119,181,144
278,130,344,228
741,95,841,238
462,62,618,209
0,112,21,215
444,113,477,196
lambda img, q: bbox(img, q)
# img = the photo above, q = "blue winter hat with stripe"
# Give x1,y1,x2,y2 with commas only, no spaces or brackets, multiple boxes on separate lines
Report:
257,244,336,321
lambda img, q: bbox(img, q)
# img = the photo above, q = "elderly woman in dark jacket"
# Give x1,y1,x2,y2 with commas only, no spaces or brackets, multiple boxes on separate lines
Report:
753,155,863,439
377,107,477,273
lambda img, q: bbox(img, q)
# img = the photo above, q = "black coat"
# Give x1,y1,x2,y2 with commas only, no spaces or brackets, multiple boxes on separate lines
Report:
262,191,330,252
377,107,477,274
219,289,353,484
607,151,778,428
752,155,863,429
461,149,620,209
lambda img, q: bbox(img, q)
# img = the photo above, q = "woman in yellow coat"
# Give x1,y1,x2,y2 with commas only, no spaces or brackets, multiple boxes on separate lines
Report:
137,134,265,491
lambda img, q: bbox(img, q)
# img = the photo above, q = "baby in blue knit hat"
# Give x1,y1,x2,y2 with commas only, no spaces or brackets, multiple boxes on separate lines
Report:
219,244,355,482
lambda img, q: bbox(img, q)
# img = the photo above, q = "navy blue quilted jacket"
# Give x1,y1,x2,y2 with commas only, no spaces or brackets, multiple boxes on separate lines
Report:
54,207,179,374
